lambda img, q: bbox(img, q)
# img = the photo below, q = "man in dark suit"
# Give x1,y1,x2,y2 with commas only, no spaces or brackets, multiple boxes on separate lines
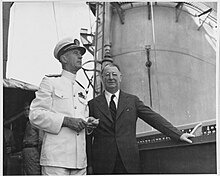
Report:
86,63,195,174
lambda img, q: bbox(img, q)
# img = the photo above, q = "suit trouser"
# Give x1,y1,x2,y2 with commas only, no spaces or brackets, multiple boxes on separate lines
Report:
41,166,86,175
112,149,127,174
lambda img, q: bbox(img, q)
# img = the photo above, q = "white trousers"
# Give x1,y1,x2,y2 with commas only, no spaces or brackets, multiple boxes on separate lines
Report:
41,166,86,175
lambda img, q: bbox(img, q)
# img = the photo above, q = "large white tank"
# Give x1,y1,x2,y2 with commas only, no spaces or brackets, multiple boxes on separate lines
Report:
101,2,217,133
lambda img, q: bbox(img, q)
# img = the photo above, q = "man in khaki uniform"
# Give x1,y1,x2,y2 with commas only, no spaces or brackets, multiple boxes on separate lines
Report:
22,103,43,175
29,37,98,175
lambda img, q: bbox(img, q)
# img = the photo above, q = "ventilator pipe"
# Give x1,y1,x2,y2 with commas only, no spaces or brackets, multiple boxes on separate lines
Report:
102,55,113,69
145,45,153,107
103,2,112,60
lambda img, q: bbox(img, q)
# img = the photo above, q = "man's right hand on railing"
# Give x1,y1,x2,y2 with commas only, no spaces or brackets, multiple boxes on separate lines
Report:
180,133,195,143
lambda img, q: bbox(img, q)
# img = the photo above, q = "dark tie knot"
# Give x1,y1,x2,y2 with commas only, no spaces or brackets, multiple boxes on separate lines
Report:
111,94,115,101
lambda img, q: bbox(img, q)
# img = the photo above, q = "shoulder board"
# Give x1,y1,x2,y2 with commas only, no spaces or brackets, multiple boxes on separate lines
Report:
45,74,61,77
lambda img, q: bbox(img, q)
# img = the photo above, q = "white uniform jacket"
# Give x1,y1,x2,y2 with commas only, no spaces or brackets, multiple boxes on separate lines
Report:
29,72,88,169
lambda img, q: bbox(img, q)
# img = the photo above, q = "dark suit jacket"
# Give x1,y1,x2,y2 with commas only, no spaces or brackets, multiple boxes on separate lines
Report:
86,91,183,174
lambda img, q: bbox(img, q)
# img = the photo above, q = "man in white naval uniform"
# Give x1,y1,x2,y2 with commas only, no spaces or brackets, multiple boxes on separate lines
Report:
29,38,98,175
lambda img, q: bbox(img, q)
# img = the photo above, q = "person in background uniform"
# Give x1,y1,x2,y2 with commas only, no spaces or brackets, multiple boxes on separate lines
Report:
22,103,43,175
3,126,16,175
86,63,195,174
29,37,98,175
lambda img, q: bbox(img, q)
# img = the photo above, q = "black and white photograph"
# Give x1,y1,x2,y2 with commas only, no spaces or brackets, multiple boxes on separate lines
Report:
2,1,218,175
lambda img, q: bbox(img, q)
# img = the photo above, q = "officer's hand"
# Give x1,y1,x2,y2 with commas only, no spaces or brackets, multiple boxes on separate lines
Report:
87,117,99,129
63,117,87,133
86,117,99,135
180,133,195,143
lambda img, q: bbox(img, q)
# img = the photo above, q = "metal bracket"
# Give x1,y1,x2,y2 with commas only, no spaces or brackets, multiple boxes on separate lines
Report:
145,45,152,68
197,8,212,31
80,28,95,56
147,2,151,20
175,2,184,22
110,2,125,24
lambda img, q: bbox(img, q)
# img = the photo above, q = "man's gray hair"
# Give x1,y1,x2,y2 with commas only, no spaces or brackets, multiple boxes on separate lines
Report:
101,63,121,75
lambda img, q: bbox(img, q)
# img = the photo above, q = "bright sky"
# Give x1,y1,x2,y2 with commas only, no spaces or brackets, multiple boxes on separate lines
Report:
7,1,96,99
1,2,96,170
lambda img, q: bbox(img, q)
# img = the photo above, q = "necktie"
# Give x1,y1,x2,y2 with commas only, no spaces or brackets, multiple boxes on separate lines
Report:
110,94,116,121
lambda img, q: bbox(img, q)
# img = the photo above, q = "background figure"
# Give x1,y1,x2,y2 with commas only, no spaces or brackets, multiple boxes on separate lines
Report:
3,126,16,175
22,103,43,175
86,63,194,174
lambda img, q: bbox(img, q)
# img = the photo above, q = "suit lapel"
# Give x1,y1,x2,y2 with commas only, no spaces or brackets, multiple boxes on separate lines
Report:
116,91,129,120
95,93,113,122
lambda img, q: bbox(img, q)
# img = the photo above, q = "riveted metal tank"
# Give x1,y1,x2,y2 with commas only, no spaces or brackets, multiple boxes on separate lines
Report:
103,2,217,133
